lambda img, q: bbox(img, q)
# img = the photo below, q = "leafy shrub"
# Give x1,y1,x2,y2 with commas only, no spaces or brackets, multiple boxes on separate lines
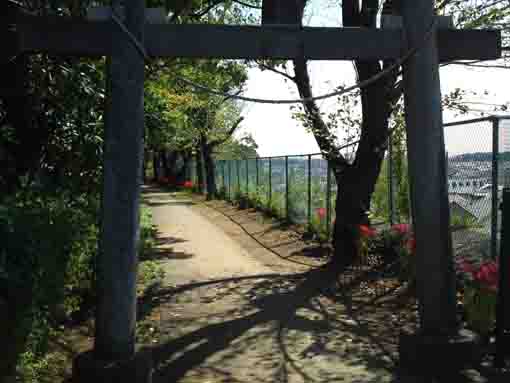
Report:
0,190,99,379
457,258,499,336
0,191,160,382
450,213,479,230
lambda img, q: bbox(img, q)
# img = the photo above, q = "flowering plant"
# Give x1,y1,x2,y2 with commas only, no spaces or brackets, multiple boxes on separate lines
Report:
387,224,416,282
458,259,498,292
358,224,377,263
316,207,327,220
457,258,499,336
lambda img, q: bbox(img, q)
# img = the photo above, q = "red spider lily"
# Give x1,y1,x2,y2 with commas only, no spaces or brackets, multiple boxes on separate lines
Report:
457,258,499,292
392,223,411,235
183,180,193,188
458,258,477,276
475,262,499,292
359,224,376,238
406,236,416,255
316,207,327,219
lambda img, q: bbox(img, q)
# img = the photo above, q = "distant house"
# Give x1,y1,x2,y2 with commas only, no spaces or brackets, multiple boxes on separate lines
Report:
448,191,499,233
447,164,491,194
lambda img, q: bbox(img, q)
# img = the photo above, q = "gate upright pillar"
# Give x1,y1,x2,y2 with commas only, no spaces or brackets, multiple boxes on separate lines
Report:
73,1,152,382
398,0,480,374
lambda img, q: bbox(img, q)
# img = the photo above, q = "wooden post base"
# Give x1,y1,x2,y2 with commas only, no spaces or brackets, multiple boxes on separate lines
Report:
72,349,152,383
399,329,482,376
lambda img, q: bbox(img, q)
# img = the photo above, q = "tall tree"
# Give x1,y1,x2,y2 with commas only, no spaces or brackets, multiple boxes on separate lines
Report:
259,0,510,268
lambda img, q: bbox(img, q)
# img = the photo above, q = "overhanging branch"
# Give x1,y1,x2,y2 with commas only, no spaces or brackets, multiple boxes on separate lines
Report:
208,116,244,149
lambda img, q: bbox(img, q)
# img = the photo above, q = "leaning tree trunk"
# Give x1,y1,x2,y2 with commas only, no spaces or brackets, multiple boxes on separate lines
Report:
292,57,392,267
332,61,392,267
287,0,399,268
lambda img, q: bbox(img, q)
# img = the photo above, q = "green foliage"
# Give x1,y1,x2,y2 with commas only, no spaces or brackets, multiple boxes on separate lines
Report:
309,214,329,242
138,261,165,292
140,205,158,256
248,186,269,208
18,348,66,383
464,286,497,337
0,190,99,380
0,194,160,382
450,212,479,230
215,133,259,160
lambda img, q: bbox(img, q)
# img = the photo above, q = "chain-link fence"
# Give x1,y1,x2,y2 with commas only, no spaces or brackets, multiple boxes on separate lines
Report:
185,116,510,253
429,116,509,263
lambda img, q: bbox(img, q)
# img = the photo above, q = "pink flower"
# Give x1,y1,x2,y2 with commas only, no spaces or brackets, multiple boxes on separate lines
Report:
316,208,327,219
359,225,376,238
392,223,411,235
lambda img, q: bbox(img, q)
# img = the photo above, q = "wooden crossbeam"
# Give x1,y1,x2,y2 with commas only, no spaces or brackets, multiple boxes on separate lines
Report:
14,15,501,61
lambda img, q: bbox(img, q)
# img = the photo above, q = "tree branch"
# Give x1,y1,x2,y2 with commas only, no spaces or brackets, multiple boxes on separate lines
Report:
292,55,348,169
221,89,243,104
185,0,224,20
447,62,510,70
208,116,244,149
232,0,261,9
256,61,296,82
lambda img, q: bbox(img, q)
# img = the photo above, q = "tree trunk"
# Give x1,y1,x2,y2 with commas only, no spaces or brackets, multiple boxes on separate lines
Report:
160,150,169,177
203,144,217,200
196,150,204,193
142,149,148,183
152,151,160,181
176,151,190,185
286,0,400,268
0,53,46,194
0,284,33,383
332,60,393,266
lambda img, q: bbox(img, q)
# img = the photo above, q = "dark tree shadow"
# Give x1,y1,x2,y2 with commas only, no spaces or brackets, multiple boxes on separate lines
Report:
155,236,187,247
139,261,510,383
145,200,194,207
143,264,417,383
151,266,338,382
290,245,331,259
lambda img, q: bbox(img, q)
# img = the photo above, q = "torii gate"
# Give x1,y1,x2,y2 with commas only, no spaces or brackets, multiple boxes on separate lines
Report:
2,0,502,380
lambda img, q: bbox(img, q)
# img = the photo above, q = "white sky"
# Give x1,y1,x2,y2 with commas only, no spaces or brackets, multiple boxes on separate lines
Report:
235,1,510,157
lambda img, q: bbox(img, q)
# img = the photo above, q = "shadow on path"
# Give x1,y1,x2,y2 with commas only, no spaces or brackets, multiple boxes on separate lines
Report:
145,264,410,383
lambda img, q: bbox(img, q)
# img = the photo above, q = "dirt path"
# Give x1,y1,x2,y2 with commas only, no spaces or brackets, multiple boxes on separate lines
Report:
142,187,491,383
146,189,276,285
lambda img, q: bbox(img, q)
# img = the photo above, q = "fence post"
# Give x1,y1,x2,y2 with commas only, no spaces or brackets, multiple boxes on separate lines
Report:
237,160,241,196
285,156,289,221
222,161,226,197
492,117,500,259
326,159,332,238
246,159,249,196
496,186,510,367
308,155,312,231
228,160,231,201
269,157,272,211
